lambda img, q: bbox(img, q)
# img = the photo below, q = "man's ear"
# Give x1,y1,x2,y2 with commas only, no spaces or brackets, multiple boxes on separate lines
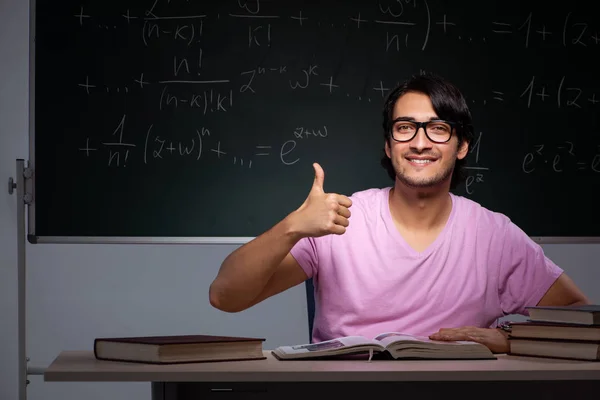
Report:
384,139,391,158
457,139,469,160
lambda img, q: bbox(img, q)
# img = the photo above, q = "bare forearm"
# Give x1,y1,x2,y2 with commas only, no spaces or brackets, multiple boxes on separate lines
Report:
209,215,301,311
569,298,592,306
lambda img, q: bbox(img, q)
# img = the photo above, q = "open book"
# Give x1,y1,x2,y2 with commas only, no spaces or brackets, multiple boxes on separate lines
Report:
272,332,496,360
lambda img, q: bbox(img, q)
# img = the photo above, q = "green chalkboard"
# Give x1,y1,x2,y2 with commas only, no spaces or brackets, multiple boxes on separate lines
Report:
30,0,600,241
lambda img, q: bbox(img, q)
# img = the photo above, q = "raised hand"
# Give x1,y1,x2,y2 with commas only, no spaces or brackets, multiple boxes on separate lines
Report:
291,163,353,238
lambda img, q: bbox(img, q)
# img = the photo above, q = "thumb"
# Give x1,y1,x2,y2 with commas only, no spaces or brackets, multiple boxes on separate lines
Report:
311,162,325,192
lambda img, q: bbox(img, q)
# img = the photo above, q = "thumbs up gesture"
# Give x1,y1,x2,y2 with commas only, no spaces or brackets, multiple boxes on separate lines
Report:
291,163,353,238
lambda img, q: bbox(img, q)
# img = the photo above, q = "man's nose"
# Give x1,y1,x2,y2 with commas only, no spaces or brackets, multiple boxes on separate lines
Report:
410,127,433,151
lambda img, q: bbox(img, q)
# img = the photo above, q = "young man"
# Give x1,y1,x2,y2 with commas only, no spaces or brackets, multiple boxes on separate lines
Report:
209,73,590,353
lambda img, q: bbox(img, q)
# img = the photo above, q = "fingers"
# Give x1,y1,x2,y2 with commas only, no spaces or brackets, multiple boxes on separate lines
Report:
430,332,470,341
430,328,507,353
321,209,349,236
329,199,351,226
337,195,352,208
430,327,465,339
329,224,347,235
312,163,325,192
437,326,477,334
326,194,352,210
430,327,484,341
336,205,351,219
333,213,349,228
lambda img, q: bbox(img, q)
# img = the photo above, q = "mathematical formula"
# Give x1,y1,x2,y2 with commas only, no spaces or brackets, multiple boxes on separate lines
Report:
77,114,328,169
462,132,490,195
68,0,598,196
73,1,599,50
522,142,600,174
78,70,600,113
70,2,598,113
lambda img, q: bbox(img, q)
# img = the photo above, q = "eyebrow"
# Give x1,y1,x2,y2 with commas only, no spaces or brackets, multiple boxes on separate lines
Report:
392,116,442,122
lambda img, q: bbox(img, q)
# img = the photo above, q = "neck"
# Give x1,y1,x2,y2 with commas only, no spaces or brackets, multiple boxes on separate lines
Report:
389,181,453,231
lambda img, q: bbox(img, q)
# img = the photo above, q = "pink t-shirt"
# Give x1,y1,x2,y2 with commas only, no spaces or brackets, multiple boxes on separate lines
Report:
290,187,563,343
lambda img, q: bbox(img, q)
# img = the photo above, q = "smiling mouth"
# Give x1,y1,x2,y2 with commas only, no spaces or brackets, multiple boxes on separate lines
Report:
406,158,437,165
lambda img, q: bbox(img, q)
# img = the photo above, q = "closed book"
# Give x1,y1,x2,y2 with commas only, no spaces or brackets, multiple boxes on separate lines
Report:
525,305,600,325
94,334,266,364
509,338,600,361
510,321,600,342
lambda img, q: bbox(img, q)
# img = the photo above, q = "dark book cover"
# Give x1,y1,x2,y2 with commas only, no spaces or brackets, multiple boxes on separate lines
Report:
94,334,265,345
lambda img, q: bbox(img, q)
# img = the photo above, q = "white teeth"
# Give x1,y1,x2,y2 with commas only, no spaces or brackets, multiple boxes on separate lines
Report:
409,159,433,164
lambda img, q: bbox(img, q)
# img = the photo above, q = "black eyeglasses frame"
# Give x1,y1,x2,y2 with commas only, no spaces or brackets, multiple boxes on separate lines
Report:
388,119,460,144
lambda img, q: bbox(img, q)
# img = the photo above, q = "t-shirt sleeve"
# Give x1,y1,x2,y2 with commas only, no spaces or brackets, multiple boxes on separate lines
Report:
497,220,564,316
289,236,319,279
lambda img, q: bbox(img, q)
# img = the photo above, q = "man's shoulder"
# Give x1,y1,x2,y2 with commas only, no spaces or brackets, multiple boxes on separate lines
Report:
451,193,512,231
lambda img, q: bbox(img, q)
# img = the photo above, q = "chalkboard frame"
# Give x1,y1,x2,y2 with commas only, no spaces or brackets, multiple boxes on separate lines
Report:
25,0,600,245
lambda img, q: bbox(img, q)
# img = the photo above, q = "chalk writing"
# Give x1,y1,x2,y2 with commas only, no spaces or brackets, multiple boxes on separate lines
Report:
103,115,135,167
376,0,431,51
519,76,597,109
78,113,313,170
78,73,229,95
66,1,597,195
248,24,271,47
490,12,598,48
159,86,233,113
293,126,328,139
280,140,299,165
77,115,136,167
74,6,90,26
290,65,319,90
142,19,202,46
522,142,600,174
239,66,287,93
463,132,490,195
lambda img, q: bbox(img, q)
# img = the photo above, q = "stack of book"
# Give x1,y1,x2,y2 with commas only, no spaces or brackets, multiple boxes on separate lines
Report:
507,305,600,361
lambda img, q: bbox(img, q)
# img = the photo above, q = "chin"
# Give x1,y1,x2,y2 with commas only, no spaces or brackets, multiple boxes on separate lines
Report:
394,163,454,189
398,178,442,189
395,171,452,189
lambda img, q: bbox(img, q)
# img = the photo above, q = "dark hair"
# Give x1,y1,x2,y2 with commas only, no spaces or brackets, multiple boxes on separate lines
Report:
380,73,474,190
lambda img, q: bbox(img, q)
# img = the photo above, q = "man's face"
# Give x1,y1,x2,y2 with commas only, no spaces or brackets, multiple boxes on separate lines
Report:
384,91,468,189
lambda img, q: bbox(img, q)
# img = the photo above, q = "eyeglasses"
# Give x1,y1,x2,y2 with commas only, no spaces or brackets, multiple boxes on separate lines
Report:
389,119,457,143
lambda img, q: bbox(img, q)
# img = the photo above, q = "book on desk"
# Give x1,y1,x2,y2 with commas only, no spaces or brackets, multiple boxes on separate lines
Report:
94,334,267,364
508,304,600,361
272,332,496,360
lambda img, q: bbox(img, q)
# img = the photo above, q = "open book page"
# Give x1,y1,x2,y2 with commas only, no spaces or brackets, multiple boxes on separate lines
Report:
374,332,480,348
373,332,434,348
372,332,496,359
272,336,384,359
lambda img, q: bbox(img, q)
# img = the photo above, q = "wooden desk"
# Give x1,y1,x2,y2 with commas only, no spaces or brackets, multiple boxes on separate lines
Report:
45,351,600,399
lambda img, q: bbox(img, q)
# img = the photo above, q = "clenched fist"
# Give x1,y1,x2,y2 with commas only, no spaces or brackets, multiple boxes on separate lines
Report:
290,163,353,238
